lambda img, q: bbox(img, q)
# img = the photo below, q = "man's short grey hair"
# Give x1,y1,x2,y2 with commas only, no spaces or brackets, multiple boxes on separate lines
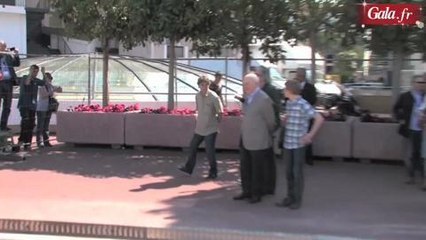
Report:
412,74,425,83
256,66,270,83
296,67,307,77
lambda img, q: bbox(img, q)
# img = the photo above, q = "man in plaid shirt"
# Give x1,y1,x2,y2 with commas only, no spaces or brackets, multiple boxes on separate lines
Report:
276,80,324,210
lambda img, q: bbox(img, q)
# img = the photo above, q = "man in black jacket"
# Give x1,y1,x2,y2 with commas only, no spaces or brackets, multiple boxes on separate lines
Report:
295,68,317,165
393,75,426,184
0,40,20,131
256,66,281,195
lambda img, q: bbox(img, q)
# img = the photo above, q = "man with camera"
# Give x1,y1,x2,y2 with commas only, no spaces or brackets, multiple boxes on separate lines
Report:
18,65,46,150
0,40,20,131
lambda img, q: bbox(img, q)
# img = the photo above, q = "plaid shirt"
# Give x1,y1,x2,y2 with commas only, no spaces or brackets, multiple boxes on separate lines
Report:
283,96,316,149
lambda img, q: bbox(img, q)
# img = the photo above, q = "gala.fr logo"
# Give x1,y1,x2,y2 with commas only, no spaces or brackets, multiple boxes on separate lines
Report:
358,2,423,27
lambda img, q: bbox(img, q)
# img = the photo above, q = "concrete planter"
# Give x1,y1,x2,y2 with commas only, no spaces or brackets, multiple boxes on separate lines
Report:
352,119,406,161
125,114,242,150
125,113,196,148
56,111,125,145
216,116,241,150
312,117,355,158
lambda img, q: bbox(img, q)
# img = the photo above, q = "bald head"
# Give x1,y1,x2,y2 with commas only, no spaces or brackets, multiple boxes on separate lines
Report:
243,73,260,95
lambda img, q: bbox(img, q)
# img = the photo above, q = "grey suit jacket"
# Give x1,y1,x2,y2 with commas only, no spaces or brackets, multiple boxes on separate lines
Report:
241,89,276,150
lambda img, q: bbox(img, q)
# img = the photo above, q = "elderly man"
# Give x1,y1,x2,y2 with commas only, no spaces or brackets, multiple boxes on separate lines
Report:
0,40,20,131
233,73,276,204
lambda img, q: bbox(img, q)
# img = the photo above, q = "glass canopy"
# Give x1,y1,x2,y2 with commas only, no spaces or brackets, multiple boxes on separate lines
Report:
14,55,245,103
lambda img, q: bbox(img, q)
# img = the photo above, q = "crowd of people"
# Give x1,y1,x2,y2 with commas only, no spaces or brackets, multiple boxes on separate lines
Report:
178,67,426,209
179,67,325,210
0,40,62,150
3,38,425,210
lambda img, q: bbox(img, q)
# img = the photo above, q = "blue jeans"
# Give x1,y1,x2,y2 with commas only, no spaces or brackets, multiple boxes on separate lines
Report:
283,147,305,205
36,111,53,144
184,132,218,175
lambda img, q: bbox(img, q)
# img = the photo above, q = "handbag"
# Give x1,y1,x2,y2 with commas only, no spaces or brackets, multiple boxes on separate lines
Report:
48,97,59,112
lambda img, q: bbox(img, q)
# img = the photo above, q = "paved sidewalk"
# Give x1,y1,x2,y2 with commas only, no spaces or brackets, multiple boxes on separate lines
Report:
0,143,425,240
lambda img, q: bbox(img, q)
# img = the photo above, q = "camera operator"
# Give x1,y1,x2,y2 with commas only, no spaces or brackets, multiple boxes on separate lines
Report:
0,40,20,131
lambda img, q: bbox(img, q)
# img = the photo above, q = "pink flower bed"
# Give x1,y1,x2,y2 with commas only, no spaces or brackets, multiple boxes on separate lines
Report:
140,107,241,116
69,103,140,112
69,104,242,116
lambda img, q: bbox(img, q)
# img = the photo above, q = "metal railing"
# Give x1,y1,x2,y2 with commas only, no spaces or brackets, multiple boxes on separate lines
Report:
12,54,426,106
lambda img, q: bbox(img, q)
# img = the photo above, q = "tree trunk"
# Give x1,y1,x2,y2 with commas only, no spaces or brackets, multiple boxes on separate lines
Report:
102,37,110,107
242,43,250,80
168,38,176,111
309,31,317,84
391,46,404,104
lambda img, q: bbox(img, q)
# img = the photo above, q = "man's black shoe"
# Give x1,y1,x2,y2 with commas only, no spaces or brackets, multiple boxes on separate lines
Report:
23,144,31,151
44,142,53,147
205,173,217,180
289,203,301,210
233,193,250,200
263,190,274,195
275,197,293,208
0,127,11,131
178,166,191,176
249,196,261,204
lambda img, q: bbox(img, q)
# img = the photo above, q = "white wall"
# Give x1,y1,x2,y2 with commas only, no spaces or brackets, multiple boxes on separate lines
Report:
119,43,152,58
119,40,191,59
50,35,98,53
0,5,27,55
65,37,97,53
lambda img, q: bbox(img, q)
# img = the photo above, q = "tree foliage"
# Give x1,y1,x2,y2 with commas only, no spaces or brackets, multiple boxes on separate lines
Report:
359,0,425,57
51,0,135,45
130,0,220,110
191,0,292,77
351,0,425,98
51,0,152,106
285,0,347,82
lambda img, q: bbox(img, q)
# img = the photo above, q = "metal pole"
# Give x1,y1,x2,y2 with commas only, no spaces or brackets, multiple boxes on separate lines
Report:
88,54,91,105
225,57,228,107
174,66,178,108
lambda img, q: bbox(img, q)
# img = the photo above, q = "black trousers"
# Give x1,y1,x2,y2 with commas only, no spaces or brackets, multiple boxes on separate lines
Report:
409,130,424,178
263,147,276,194
0,81,13,129
305,119,314,165
240,144,268,198
19,108,36,144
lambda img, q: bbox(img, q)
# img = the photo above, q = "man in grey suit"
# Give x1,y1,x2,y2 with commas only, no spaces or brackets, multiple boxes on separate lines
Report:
233,73,276,204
